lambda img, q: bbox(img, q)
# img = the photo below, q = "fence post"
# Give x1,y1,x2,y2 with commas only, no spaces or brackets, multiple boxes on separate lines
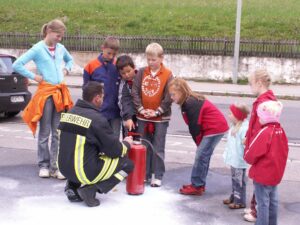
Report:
232,0,242,84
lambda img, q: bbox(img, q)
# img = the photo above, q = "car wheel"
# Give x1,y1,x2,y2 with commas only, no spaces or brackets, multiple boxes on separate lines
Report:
6,111,20,117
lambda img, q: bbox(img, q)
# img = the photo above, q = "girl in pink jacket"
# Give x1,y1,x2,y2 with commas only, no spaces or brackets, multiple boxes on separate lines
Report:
244,100,288,225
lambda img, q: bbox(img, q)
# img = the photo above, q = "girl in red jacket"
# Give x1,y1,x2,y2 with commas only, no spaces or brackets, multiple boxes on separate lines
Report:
244,100,288,225
244,69,277,222
168,78,228,195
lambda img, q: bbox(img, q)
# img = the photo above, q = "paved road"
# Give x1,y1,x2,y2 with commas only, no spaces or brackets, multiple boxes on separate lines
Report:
19,86,300,144
0,133,300,225
0,86,300,225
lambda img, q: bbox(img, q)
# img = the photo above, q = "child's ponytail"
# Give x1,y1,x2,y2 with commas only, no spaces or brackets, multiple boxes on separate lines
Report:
41,23,48,38
40,19,66,39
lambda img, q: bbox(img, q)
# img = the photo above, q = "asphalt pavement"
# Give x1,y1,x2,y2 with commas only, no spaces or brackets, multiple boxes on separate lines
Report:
0,76,299,225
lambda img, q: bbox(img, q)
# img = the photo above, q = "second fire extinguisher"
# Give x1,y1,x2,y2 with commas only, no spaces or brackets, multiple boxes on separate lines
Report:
126,133,146,195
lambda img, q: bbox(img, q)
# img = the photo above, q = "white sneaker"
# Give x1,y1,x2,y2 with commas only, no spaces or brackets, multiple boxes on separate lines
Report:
51,170,66,180
39,168,50,178
244,213,257,222
243,208,252,214
150,178,162,187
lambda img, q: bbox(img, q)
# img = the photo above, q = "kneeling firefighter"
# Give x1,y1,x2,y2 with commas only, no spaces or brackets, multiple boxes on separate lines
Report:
57,81,134,207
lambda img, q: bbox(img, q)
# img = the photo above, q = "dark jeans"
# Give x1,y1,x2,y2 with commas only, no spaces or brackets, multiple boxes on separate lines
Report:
137,120,169,180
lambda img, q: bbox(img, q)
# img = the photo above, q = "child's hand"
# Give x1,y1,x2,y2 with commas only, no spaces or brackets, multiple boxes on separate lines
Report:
141,109,152,118
124,136,133,145
124,119,135,131
63,68,69,76
34,74,43,83
243,138,246,145
140,109,148,117
141,109,156,118
145,109,156,118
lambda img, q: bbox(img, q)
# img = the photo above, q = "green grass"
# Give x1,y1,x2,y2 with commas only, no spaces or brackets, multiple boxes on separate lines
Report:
0,0,299,40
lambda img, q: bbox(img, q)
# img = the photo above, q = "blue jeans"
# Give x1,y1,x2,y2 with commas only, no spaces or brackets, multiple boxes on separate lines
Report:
254,181,278,225
38,97,61,172
137,120,169,180
229,167,246,205
191,134,224,187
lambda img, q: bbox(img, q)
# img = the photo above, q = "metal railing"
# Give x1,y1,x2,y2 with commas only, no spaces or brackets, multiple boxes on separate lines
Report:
0,32,299,58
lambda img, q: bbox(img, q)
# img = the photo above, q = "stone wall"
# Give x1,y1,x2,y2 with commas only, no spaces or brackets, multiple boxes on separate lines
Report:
2,48,300,83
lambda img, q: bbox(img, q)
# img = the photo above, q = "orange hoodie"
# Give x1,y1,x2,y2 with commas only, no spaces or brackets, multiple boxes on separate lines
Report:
22,81,73,136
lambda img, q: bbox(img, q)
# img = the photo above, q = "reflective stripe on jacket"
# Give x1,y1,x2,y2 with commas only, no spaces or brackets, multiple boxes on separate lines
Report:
58,99,130,184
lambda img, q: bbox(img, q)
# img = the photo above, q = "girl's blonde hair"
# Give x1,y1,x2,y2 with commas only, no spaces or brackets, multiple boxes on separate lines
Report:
41,19,66,38
145,42,164,57
168,78,205,105
231,103,250,136
248,69,272,88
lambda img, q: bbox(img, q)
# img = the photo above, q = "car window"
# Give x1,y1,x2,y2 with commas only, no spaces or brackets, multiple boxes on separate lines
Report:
0,57,14,75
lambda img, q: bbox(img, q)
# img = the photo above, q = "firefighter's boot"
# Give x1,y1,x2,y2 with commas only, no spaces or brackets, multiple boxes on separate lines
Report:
64,181,82,202
77,185,100,207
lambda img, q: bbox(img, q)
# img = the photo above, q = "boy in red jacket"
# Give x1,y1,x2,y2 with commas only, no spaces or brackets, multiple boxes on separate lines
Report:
244,100,288,225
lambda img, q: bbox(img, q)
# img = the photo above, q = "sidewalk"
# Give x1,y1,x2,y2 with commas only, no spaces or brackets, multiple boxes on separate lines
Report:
35,75,300,100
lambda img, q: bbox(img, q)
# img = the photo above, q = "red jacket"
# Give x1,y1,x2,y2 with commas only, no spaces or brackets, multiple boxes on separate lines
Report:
245,90,276,148
244,123,289,186
182,96,229,145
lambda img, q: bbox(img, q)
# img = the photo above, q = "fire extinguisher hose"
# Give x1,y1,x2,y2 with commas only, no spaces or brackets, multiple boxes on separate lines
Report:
127,131,165,171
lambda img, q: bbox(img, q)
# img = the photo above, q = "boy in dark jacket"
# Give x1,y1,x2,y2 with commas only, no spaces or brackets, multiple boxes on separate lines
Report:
83,36,121,139
244,100,288,225
58,81,134,207
117,55,137,134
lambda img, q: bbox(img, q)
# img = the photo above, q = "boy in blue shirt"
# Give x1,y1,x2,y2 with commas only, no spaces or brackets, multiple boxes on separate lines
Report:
83,36,121,138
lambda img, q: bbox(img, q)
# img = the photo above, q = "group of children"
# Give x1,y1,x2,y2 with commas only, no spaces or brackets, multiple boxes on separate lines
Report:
12,18,289,224
84,35,289,224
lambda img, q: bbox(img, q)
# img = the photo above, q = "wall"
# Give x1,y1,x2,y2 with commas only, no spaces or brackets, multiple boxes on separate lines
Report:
2,48,300,83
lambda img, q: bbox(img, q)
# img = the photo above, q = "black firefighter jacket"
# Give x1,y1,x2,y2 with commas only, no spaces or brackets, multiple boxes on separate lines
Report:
57,99,130,185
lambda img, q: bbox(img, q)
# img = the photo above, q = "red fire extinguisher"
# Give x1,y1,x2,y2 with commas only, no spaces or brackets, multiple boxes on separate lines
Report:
126,132,146,195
